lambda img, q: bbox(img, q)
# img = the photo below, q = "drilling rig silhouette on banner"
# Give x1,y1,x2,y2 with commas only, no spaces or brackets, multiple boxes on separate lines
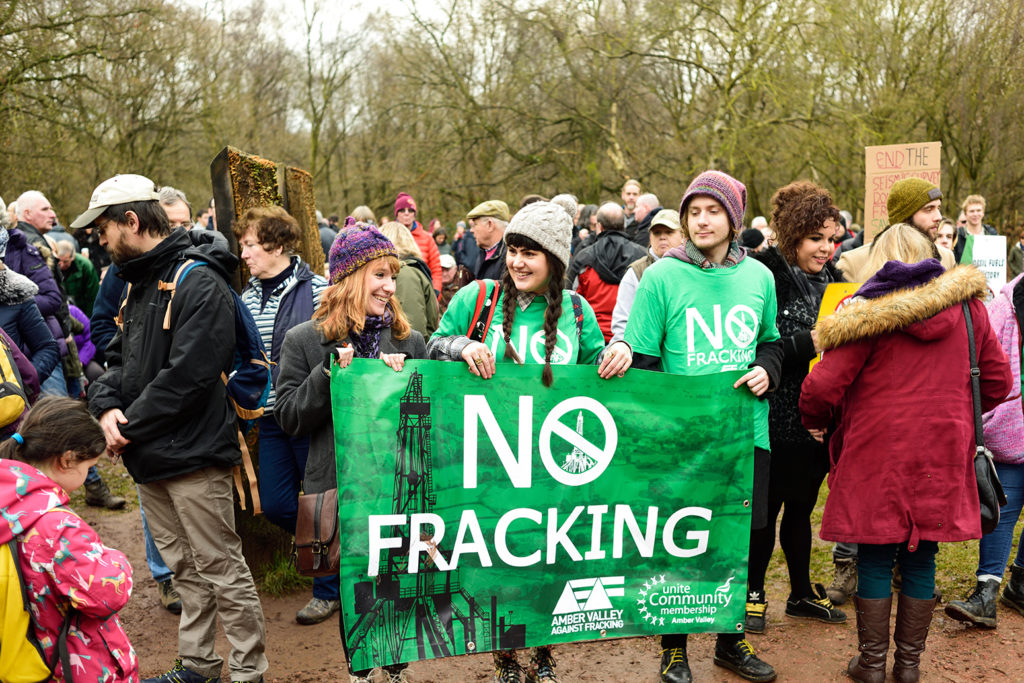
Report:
346,372,527,665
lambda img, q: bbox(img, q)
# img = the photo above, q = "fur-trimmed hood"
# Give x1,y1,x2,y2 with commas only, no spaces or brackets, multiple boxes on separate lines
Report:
817,265,987,350
0,266,40,306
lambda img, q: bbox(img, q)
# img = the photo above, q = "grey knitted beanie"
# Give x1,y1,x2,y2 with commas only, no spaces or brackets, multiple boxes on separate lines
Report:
505,200,573,269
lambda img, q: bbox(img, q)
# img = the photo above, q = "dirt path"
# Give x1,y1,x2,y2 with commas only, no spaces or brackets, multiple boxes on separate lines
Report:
78,472,1024,682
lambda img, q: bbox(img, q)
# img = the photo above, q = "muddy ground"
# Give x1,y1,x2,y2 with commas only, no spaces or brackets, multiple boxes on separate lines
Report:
78,465,1024,682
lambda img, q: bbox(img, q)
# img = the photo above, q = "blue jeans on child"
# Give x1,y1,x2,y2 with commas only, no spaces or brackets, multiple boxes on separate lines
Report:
857,541,939,600
258,415,338,601
978,461,1024,577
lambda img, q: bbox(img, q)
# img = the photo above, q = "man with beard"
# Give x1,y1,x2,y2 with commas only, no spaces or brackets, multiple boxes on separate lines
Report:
79,174,267,683
837,178,955,281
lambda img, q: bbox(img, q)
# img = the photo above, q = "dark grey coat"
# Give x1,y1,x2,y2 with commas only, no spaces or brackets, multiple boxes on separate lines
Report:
274,320,426,494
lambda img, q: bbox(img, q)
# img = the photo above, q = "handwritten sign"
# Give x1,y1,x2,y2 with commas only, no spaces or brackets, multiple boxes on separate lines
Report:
959,234,1007,300
864,142,941,243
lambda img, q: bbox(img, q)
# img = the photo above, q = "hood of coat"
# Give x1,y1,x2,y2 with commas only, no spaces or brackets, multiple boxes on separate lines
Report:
586,230,644,284
0,267,40,306
817,264,988,350
0,459,70,545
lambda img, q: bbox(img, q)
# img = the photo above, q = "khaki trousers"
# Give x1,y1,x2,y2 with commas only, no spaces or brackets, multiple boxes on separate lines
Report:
139,466,268,680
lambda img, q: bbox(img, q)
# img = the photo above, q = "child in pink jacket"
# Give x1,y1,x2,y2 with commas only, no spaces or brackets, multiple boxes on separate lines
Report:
0,396,138,682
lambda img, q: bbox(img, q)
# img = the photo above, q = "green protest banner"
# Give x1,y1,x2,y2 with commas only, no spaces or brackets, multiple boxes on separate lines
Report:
332,359,754,670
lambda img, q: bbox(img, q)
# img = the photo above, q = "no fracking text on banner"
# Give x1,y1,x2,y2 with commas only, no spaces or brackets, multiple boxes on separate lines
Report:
331,360,755,669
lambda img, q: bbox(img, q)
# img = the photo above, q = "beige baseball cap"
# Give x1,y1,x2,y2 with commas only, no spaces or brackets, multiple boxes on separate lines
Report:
650,208,682,231
71,174,161,229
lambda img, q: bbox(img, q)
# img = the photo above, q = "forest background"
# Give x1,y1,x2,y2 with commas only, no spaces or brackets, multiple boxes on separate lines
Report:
2,0,1022,231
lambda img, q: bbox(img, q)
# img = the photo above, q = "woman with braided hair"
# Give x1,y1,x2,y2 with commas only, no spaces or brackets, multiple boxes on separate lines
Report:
426,197,632,682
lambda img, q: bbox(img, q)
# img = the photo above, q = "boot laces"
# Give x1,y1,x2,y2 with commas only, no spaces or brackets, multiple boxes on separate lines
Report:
531,647,557,680
737,639,757,657
494,650,521,682
661,647,687,670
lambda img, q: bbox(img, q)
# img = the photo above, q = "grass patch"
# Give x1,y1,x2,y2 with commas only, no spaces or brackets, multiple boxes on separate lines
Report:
258,550,314,596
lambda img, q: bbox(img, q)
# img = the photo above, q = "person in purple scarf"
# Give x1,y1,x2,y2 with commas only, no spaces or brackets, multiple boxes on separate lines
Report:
274,221,426,683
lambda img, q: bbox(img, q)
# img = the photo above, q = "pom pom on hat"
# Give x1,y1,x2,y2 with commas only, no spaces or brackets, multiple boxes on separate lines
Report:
328,224,397,284
550,194,578,222
505,201,573,269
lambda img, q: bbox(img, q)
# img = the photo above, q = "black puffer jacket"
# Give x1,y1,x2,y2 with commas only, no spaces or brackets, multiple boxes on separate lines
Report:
88,229,240,484
566,230,645,286
752,247,842,445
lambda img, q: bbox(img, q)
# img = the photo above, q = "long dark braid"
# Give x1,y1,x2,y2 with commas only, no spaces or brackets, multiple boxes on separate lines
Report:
502,233,566,387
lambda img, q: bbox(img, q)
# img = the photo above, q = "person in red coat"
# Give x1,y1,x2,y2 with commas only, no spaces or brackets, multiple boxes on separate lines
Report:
394,192,442,292
800,225,1012,683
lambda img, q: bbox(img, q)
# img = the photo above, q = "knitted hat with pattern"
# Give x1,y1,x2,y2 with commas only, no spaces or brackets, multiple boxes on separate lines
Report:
328,224,396,284
886,178,942,226
679,170,747,233
505,200,573,268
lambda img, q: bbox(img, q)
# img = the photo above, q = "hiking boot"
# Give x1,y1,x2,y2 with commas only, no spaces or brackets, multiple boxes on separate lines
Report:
848,595,892,683
658,647,691,683
1002,564,1024,615
892,592,937,683
381,663,409,682
158,578,182,614
785,583,847,624
296,597,340,625
142,659,217,683
231,679,263,683
713,638,776,682
526,646,557,681
348,676,372,683
84,478,127,510
745,591,767,634
493,650,522,683
945,578,999,628
826,557,858,605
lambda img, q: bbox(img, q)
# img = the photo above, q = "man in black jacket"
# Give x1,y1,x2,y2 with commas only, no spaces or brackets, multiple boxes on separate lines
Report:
80,174,267,683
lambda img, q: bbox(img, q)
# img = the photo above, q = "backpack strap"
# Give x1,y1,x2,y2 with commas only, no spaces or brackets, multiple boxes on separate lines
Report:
157,259,204,330
570,292,584,340
232,427,262,515
114,283,133,332
467,280,501,343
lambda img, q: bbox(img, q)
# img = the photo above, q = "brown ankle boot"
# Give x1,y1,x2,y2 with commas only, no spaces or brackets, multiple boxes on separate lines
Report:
847,595,892,683
892,592,938,683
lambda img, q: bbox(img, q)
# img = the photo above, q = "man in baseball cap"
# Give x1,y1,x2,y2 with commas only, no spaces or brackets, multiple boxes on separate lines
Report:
70,174,161,230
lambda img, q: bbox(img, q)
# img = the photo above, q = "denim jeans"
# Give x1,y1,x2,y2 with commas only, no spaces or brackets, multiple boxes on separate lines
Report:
977,461,1024,577
40,363,66,397
85,466,101,485
139,487,174,584
857,541,938,600
257,415,337,601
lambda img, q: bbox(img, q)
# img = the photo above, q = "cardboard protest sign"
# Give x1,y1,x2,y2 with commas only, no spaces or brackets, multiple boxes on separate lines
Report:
959,234,1007,298
809,283,861,372
332,360,754,669
864,142,941,242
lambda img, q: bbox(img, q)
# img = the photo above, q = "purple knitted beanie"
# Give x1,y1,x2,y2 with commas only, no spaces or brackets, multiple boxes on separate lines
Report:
328,223,397,284
679,170,747,232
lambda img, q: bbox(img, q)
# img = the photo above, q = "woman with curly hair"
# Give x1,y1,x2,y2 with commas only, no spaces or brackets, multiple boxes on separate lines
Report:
745,180,847,634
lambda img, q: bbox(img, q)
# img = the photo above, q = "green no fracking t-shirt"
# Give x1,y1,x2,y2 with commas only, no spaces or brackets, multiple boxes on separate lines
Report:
432,281,606,366
624,256,780,450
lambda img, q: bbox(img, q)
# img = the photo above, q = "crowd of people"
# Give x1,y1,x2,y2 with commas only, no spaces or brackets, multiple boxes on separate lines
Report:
0,168,1022,683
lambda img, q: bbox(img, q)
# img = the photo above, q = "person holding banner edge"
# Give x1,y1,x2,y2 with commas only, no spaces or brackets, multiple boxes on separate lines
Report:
427,195,632,682
625,170,783,683
274,223,427,683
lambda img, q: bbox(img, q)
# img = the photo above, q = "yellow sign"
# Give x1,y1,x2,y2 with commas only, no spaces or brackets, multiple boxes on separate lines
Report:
809,282,862,372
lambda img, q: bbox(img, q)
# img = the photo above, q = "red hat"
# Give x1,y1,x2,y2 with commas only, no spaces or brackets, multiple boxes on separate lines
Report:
394,192,417,216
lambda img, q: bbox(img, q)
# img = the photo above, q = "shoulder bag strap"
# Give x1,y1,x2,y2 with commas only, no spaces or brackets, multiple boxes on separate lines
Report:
962,300,985,448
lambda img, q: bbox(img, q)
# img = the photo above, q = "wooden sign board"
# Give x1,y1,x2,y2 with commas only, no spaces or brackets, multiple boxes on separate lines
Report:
864,142,941,243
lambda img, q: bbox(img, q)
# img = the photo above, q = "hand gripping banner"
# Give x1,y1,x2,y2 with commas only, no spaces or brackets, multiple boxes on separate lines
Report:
332,360,754,670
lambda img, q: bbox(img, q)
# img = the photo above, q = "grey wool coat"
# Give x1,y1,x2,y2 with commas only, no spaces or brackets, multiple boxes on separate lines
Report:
274,319,426,494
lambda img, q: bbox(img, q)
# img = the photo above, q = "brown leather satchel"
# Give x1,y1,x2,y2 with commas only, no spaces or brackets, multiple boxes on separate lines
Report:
293,489,340,577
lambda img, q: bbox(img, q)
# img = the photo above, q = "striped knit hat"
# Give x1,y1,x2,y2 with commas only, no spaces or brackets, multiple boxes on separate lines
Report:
328,223,396,284
679,170,747,234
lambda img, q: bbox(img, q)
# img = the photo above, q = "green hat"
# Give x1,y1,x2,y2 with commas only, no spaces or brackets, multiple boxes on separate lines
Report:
887,178,942,225
467,200,510,223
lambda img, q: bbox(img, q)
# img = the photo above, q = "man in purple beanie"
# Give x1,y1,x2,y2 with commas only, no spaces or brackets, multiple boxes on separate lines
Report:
626,170,782,683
